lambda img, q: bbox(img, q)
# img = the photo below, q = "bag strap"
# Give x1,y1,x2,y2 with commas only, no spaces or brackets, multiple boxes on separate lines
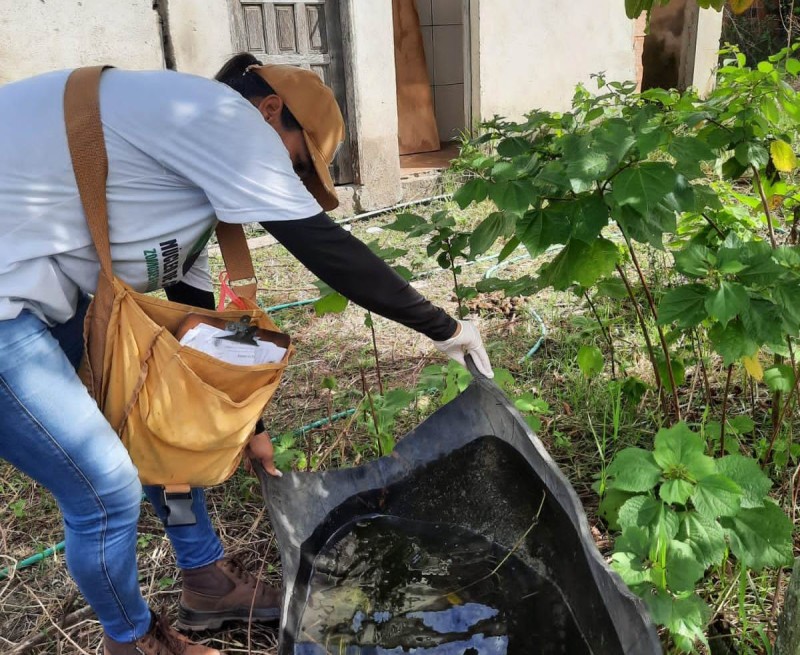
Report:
63,66,257,300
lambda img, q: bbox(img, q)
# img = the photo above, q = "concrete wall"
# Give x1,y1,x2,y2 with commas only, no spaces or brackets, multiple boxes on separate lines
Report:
341,0,402,210
471,0,637,120
692,7,724,97
170,0,235,78
0,0,164,85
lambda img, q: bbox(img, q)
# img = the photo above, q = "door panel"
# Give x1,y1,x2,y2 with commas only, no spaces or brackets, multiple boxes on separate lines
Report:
228,0,354,185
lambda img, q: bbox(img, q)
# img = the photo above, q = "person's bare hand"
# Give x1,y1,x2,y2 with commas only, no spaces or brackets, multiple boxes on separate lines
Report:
245,431,282,477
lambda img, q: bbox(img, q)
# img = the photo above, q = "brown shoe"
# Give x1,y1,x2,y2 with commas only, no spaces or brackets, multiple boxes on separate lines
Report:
177,557,281,631
103,612,222,654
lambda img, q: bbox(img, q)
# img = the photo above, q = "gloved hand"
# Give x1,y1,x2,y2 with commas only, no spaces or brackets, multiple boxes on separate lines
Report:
433,320,494,378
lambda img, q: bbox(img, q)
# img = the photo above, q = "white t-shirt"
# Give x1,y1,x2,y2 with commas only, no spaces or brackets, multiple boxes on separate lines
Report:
0,68,322,324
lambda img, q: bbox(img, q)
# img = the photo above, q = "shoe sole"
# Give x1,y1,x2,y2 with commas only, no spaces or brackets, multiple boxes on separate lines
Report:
177,605,280,631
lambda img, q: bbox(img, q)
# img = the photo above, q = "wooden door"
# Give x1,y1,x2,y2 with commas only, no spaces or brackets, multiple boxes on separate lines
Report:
227,0,353,185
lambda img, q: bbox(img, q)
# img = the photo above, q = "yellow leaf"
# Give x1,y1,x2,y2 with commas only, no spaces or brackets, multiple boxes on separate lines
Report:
771,140,798,172
769,194,786,211
742,354,764,381
729,0,755,14
446,592,463,605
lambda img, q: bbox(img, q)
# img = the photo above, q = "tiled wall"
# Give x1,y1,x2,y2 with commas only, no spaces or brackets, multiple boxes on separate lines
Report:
416,0,465,142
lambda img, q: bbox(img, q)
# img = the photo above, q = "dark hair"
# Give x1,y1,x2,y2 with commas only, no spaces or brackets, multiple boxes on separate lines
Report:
215,53,301,131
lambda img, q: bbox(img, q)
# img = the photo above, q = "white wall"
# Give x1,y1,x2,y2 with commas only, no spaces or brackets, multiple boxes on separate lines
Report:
170,0,235,78
471,0,638,120
692,8,724,97
342,0,402,209
0,0,164,85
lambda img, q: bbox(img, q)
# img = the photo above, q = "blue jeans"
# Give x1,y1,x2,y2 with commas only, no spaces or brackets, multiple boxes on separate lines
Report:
0,297,224,642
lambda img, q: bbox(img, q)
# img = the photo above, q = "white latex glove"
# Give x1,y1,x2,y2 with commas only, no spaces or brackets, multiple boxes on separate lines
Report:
433,320,494,378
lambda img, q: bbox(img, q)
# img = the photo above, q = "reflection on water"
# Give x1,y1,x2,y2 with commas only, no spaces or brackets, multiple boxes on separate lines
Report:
291,516,592,655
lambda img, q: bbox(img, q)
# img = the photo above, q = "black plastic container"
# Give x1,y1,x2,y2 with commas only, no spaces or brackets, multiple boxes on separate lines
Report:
259,363,661,655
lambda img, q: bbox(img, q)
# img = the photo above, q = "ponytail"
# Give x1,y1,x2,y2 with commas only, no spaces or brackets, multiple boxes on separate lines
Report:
215,53,301,131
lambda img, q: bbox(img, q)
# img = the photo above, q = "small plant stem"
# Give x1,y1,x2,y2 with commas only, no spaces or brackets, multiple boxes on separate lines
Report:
772,354,784,438
623,237,681,422
367,311,384,395
764,339,800,466
752,166,778,249
616,263,667,416
701,212,726,238
692,328,713,409
447,248,465,319
583,290,617,379
720,364,734,457
359,366,382,457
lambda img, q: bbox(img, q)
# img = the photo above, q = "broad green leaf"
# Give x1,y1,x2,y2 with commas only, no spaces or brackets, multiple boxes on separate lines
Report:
611,162,680,217
657,284,710,328
678,512,727,568
595,277,628,300
763,364,796,393
621,376,649,404
614,203,674,250
668,136,716,165
313,291,348,316
598,488,636,530
488,179,533,214
496,136,531,158
517,208,571,257
673,243,713,277
728,415,755,435
385,212,430,235
775,281,800,327
660,478,695,506
691,474,742,518
611,550,651,587
648,591,710,653
619,496,680,547
705,281,749,326
709,319,758,365
653,422,714,479
607,449,662,493
665,540,706,593
734,141,770,169
563,134,609,192
592,118,636,171
570,195,609,243
624,0,647,19
721,503,793,569
716,454,771,509
656,355,685,394
469,212,514,257
577,345,604,378
669,137,716,179
721,155,748,180
787,58,800,76
453,178,488,209
740,299,784,346
538,238,619,291
770,140,797,172
497,236,520,263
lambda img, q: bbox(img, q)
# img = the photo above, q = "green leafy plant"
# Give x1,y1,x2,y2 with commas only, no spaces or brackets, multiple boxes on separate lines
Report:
604,422,792,651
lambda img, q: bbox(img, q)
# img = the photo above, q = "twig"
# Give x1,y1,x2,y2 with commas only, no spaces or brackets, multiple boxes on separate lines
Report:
720,364,734,457
764,340,800,466
15,580,92,655
752,166,778,249
701,212,726,238
583,290,618,379
359,367,382,456
367,312,384,395
7,605,95,654
616,265,667,418
624,236,681,422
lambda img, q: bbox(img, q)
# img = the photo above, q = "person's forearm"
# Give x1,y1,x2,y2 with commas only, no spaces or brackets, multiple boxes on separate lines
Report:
260,213,457,341
165,281,216,310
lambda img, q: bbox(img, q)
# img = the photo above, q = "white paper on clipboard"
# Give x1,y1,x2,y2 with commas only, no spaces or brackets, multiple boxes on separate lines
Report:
179,323,286,366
